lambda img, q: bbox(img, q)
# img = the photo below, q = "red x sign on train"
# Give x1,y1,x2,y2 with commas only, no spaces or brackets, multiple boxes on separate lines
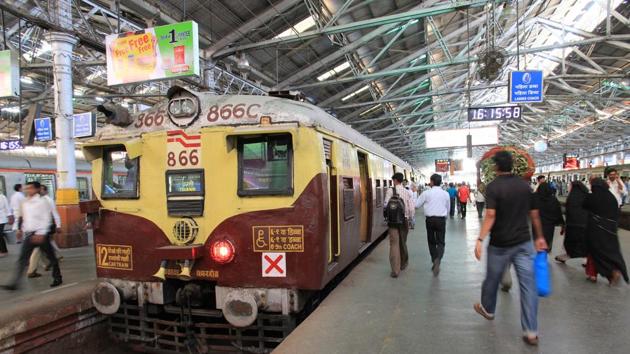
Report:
262,253,286,277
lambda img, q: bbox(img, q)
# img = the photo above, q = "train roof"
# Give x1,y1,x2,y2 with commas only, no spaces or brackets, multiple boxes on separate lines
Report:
92,87,412,169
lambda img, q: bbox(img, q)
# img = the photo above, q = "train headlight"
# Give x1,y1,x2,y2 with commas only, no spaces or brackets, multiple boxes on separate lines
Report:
211,239,235,264
181,99,195,115
169,100,182,115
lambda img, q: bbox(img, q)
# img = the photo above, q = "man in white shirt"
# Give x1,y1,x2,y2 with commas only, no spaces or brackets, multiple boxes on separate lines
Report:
384,173,415,278
606,168,627,207
27,185,62,277
0,192,12,256
9,184,25,232
3,181,62,290
416,174,450,276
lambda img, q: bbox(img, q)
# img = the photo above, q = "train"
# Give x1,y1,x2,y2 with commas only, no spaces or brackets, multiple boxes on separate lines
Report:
545,163,630,183
82,86,416,352
0,153,93,202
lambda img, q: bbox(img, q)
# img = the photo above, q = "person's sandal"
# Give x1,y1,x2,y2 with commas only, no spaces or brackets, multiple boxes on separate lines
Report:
473,303,494,320
555,254,569,263
522,335,539,346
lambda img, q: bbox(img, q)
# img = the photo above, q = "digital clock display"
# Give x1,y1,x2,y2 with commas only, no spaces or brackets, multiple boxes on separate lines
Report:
0,139,24,151
467,106,522,122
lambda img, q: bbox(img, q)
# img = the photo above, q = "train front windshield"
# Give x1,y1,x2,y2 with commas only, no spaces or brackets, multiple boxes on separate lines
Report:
102,147,139,199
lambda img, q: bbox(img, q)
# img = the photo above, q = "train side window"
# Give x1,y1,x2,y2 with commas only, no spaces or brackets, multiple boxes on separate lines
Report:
238,134,293,196
102,147,139,199
342,177,354,220
0,176,5,196
375,180,382,208
77,177,90,200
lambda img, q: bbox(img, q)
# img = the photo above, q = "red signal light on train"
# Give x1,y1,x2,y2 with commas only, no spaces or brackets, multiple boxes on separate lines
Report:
210,239,235,264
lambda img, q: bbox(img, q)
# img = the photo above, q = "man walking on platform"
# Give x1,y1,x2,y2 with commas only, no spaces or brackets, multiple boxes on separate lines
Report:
416,174,450,276
458,182,471,219
2,181,62,290
384,173,415,278
0,191,12,257
9,184,25,237
447,183,457,218
473,151,547,346
27,185,62,277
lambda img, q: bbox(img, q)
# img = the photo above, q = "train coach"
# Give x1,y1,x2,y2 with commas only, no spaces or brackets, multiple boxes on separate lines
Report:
0,153,93,202
82,86,415,351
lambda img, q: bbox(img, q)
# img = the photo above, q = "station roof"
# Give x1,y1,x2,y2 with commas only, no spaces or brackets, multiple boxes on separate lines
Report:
0,0,628,168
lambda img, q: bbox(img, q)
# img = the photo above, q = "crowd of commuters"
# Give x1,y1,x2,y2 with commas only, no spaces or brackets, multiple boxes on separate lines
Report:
383,152,628,347
0,182,64,290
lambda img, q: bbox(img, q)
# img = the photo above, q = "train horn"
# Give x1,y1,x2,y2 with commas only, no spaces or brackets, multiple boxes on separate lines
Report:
178,259,193,280
153,260,167,280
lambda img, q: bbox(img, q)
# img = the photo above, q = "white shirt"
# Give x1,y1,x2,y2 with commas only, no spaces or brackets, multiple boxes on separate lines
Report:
43,194,61,227
474,191,485,203
9,191,24,215
0,194,11,224
416,186,450,217
608,179,628,207
18,194,53,235
384,184,415,219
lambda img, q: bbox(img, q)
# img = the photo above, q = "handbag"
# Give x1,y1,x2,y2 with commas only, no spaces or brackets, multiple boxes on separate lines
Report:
534,251,552,297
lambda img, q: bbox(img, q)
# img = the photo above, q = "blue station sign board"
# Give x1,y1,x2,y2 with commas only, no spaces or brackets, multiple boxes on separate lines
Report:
509,70,543,103
34,117,54,141
72,112,96,138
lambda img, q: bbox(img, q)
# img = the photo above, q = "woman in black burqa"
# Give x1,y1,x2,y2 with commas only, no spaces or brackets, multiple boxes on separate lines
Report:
535,182,565,252
583,178,628,285
555,181,589,262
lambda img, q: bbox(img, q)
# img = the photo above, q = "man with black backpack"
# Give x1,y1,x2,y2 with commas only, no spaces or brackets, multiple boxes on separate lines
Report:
384,173,415,278
416,174,450,276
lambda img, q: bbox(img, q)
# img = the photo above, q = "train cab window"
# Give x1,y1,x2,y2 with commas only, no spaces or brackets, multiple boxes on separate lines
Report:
77,177,90,200
102,147,139,199
238,134,293,196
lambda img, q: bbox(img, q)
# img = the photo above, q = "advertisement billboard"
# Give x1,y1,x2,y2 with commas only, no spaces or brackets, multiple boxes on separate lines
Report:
562,153,580,170
435,159,450,173
106,21,200,86
425,126,499,149
0,50,20,98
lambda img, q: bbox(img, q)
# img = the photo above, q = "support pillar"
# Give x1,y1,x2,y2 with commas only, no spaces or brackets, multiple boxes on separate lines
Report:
48,29,87,248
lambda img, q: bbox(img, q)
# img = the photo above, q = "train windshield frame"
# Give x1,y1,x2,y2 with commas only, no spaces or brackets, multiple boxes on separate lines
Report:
237,134,293,196
102,146,140,199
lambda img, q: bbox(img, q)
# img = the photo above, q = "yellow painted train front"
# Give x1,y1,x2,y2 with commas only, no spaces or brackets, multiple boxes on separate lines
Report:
82,86,413,350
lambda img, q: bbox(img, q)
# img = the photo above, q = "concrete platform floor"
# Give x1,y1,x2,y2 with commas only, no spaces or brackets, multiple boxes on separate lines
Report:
276,211,630,354
0,242,96,307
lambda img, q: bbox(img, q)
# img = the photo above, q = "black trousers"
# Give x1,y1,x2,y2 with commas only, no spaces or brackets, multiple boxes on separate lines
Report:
476,202,485,218
449,198,456,217
425,216,446,263
0,224,7,253
9,233,61,287
459,201,467,218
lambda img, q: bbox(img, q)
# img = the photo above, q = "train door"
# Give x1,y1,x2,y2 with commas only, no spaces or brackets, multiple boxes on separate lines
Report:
324,139,339,264
357,152,371,244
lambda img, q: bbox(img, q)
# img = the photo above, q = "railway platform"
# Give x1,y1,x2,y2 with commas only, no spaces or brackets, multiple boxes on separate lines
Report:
0,242,115,353
276,211,630,354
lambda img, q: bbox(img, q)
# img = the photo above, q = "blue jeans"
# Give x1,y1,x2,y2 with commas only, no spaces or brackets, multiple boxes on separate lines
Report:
481,241,538,335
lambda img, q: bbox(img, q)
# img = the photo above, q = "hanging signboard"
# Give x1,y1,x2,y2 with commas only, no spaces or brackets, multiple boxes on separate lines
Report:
72,112,96,138
425,126,499,149
562,153,579,170
468,106,522,122
0,140,24,151
435,159,450,173
106,21,200,86
34,117,54,142
509,70,543,103
0,50,20,98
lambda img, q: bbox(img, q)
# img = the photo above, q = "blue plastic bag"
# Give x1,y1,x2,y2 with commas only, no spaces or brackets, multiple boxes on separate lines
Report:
534,251,552,297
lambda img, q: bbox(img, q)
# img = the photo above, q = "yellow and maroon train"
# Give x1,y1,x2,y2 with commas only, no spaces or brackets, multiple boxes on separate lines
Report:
82,86,414,351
